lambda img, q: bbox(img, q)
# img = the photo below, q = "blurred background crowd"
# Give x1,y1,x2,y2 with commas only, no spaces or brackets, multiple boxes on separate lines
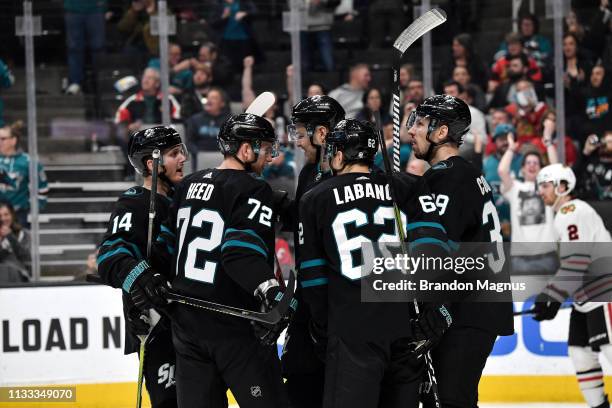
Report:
0,0,610,281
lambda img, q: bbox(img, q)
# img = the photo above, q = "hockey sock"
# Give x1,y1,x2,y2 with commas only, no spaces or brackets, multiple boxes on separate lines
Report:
569,345,606,407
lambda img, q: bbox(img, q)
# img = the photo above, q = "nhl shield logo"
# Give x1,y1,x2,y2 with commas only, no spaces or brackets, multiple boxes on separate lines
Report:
250,386,262,398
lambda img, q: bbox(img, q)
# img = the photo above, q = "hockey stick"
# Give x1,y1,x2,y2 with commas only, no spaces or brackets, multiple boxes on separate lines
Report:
135,149,162,408
391,8,447,172
246,91,276,116
164,270,296,324
513,305,571,316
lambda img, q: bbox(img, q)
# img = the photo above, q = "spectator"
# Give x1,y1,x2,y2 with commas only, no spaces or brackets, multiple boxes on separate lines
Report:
563,32,594,138
185,87,231,153
436,33,489,92
491,32,542,90
497,14,552,70
74,250,98,281
0,121,48,226
355,88,390,124
334,0,368,21
0,59,14,127
329,63,371,117
505,78,550,144
114,67,181,134
285,64,327,117
174,42,234,87
574,63,612,141
241,55,257,110
483,123,523,239
298,0,337,72
498,134,558,276
263,146,295,190
573,131,612,201
0,201,31,283
148,43,193,95
63,0,107,95
485,108,512,156
405,77,424,105
452,65,486,111
211,0,261,68
488,53,536,110
367,0,404,49
117,0,158,57
522,110,578,166
566,5,611,62
180,65,214,119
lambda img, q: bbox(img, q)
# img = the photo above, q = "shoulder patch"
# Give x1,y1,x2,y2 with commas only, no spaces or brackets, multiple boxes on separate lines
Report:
431,160,453,170
203,171,213,179
123,187,143,197
355,176,370,181
560,204,576,214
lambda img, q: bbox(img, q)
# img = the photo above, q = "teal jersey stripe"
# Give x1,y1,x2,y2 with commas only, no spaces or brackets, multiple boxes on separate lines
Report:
101,237,143,259
301,277,329,288
96,247,133,265
406,221,447,234
409,238,451,252
221,240,267,258
224,228,269,251
300,258,328,270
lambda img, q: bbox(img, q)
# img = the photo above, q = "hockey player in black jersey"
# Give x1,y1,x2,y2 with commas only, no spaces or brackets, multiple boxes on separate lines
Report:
298,118,452,408
282,95,345,408
406,95,514,408
96,126,188,407
167,113,292,408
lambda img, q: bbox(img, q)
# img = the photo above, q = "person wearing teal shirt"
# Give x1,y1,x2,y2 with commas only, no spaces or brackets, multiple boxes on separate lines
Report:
0,59,14,128
0,123,48,226
483,124,522,240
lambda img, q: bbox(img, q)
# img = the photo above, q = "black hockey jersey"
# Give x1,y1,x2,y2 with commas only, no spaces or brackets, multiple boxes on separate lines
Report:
96,186,172,354
298,171,449,341
423,155,514,336
166,168,278,339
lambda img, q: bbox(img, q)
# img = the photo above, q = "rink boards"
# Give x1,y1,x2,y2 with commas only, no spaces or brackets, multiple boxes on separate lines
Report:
0,284,605,407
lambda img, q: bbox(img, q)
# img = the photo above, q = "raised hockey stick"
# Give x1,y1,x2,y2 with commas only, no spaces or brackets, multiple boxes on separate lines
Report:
392,8,447,171
164,270,296,325
246,91,276,116
135,149,162,408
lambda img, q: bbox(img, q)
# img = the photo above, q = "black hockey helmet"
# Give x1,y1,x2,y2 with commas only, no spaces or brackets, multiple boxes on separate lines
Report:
288,95,346,140
128,126,186,175
409,94,471,145
327,119,378,164
217,113,278,156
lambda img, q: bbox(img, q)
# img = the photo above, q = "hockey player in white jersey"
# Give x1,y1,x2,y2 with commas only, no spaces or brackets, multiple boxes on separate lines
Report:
533,163,612,408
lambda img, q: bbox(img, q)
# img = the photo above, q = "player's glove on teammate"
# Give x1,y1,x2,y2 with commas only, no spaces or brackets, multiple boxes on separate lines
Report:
126,262,169,311
272,190,293,226
410,303,452,357
126,307,151,336
253,281,297,346
532,292,562,321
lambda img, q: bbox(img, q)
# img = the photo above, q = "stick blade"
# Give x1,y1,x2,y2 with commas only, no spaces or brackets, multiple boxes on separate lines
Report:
393,8,447,55
246,91,276,116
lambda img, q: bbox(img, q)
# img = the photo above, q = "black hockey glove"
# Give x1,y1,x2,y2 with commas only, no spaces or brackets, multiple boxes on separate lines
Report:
126,262,169,311
532,292,562,321
253,281,297,346
126,307,151,336
410,303,452,357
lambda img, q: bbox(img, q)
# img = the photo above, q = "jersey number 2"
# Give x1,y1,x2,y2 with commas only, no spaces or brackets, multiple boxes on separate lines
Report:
176,207,224,284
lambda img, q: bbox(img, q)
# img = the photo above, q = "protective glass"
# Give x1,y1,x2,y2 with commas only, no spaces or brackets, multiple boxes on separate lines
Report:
257,140,280,158
287,122,308,141
162,143,190,164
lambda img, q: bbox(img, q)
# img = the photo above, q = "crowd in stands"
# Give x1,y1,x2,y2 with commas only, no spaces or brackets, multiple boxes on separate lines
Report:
0,0,611,281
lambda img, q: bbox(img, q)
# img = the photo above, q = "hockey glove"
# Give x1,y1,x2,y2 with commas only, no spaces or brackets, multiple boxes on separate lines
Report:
126,262,169,311
126,307,151,336
410,303,452,357
532,292,562,321
253,280,297,346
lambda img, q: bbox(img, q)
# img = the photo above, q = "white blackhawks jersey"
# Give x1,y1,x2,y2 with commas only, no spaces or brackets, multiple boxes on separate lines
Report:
543,199,612,312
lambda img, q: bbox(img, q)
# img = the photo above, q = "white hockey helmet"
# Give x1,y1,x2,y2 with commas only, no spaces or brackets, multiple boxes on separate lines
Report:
537,163,576,196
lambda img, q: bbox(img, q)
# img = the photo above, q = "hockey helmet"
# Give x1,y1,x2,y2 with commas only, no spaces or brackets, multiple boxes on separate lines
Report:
327,119,378,164
128,126,187,175
217,113,278,157
537,163,576,196
288,95,346,141
408,94,471,145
